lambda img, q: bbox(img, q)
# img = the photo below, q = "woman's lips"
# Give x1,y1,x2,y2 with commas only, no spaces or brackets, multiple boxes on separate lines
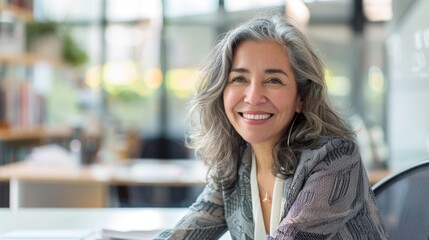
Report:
241,113,272,120
239,112,273,125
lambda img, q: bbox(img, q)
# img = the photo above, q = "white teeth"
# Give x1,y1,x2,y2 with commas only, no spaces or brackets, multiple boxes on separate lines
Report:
242,113,271,120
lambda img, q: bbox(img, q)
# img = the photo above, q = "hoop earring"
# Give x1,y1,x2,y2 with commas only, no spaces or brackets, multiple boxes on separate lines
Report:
287,113,299,147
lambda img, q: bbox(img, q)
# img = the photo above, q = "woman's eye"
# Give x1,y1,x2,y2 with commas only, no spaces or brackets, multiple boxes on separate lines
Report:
267,78,283,84
231,76,246,83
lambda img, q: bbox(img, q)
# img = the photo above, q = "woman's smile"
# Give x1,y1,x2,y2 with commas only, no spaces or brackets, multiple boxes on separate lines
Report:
239,111,273,125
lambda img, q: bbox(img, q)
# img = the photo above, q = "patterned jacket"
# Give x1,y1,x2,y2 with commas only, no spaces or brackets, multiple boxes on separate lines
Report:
155,139,388,239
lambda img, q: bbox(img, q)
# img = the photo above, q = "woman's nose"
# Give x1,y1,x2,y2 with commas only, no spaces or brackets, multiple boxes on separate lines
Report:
244,83,267,105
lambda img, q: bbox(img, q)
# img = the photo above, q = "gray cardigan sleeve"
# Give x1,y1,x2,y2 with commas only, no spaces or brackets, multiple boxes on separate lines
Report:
153,182,228,240
268,139,387,239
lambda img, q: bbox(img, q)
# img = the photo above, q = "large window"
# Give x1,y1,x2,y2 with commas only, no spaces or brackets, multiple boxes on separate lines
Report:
163,23,217,138
35,0,384,162
34,0,163,140
386,0,429,170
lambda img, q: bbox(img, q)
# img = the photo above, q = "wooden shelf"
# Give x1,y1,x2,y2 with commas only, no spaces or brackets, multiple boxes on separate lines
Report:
0,127,72,141
0,3,33,22
0,53,64,66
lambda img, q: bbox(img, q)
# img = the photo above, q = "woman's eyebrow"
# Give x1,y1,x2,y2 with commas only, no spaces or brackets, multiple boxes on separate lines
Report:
265,68,288,77
229,68,288,77
229,68,249,73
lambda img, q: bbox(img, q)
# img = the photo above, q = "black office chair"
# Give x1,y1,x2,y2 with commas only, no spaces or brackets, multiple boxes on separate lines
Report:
372,160,429,240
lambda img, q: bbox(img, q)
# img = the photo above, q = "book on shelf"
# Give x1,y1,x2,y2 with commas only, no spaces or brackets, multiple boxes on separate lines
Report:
5,0,33,11
0,0,33,23
0,80,45,128
0,63,50,129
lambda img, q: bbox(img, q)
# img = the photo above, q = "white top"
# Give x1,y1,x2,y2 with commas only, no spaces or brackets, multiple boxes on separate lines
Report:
250,152,285,239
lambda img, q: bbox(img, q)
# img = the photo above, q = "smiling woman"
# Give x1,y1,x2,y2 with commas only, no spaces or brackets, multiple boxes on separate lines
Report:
154,13,388,240
223,40,301,150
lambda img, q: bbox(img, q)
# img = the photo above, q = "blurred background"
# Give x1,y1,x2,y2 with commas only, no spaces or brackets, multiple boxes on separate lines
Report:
1,0,428,208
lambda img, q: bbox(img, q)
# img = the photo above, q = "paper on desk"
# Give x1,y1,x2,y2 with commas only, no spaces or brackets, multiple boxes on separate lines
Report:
25,144,78,168
0,229,99,240
101,229,161,240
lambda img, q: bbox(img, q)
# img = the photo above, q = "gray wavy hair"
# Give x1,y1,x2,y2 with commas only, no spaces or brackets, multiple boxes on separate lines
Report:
186,14,354,189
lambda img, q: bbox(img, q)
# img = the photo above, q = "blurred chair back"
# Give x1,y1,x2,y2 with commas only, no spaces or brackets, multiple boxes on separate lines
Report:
372,160,429,240
114,137,199,208
140,137,188,159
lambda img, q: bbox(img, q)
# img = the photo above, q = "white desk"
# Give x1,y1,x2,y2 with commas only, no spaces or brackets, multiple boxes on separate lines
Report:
0,208,185,239
0,208,186,233
0,160,207,209
0,208,232,239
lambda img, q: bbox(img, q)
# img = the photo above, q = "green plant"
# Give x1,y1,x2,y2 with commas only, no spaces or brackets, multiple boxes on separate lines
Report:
25,21,58,49
62,32,88,66
26,21,88,66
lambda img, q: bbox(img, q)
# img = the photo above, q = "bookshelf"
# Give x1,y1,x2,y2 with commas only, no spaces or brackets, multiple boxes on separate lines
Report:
0,1,33,23
0,53,64,66
0,1,73,165
0,127,71,141
0,128,72,165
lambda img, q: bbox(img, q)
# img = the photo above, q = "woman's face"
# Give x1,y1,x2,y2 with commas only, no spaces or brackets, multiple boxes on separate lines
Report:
223,40,302,148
